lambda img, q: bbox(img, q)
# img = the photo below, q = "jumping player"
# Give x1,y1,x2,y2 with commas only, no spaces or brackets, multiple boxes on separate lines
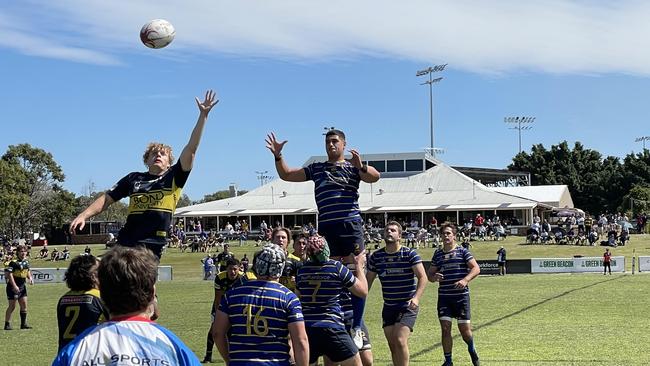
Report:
266,129,380,346
428,222,481,366
70,90,218,259
57,255,109,350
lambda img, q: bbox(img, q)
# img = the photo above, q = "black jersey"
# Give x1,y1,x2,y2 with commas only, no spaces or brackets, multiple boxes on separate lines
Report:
57,289,109,350
107,162,190,245
4,258,30,286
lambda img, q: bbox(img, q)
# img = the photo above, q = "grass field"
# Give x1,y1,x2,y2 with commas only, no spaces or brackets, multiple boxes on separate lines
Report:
2,235,650,365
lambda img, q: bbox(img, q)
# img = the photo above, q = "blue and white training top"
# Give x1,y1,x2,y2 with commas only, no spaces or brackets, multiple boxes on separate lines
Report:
52,316,201,366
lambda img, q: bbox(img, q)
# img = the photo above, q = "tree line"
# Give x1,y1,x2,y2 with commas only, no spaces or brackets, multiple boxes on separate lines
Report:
1,142,648,239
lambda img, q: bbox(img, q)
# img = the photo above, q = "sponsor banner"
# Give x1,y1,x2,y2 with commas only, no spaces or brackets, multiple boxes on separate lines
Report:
0,266,174,283
476,259,531,274
531,257,624,273
639,256,650,272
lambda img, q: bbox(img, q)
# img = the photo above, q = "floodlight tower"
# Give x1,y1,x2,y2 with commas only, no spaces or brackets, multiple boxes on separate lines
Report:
504,116,536,154
417,64,447,158
635,136,650,150
323,126,336,135
255,170,273,186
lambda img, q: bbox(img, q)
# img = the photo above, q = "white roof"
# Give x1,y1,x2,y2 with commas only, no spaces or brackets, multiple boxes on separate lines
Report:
176,161,548,217
490,185,573,208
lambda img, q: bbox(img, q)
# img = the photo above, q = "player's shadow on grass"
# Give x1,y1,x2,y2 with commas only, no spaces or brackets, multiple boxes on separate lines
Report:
410,275,624,363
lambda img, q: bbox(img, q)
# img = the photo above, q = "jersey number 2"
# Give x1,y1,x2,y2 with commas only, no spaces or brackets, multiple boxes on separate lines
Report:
63,306,81,339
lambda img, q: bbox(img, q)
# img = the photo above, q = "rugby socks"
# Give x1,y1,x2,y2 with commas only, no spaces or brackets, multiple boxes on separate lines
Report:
203,331,214,362
351,294,365,329
465,337,479,364
444,352,453,364
19,311,30,329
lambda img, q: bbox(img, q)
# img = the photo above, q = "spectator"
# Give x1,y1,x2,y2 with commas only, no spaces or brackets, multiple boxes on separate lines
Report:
603,248,612,275
53,247,201,365
497,246,507,275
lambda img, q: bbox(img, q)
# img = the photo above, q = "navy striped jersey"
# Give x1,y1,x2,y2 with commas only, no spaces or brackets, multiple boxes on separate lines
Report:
57,289,109,350
107,162,190,245
296,259,356,329
431,245,474,297
367,246,422,308
4,258,30,286
304,161,361,224
219,280,304,366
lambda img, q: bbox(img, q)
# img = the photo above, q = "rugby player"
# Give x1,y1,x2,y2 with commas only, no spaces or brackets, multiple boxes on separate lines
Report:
57,255,109,350
366,221,427,366
213,244,309,366
427,222,481,366
266,129,380,346
4,245,33,330
296,235,368,366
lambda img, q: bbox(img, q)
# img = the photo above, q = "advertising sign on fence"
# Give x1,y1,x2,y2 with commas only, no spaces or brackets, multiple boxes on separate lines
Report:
639,256,650,272
0,266,174,283
531,256,624,273
475,260,532,275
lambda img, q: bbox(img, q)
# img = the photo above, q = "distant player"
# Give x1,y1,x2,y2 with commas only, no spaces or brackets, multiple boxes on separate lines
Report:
4,245,33,330
53,246,201,366
70,90,218,259
366,221,427,366
603,248,612,275
57,255,109,350
296,235,368,366
202,258,255,363
428,222,481,366
266,129,380,345
213,244,309,366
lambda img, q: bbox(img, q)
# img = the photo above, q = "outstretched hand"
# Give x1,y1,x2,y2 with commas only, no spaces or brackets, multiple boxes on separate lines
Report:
347,149,363,169
195,90,219,115
265,132,287,158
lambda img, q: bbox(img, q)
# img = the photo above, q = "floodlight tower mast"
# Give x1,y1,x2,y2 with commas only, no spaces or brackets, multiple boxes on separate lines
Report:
504,116,536,154
417,64,447,158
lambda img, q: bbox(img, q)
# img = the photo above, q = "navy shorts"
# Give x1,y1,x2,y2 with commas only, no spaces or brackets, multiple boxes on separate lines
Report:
437,294,471,321
307,327,358,364
6,284,27,300
118,240,164,260
318,220,365,257
382,305,419,331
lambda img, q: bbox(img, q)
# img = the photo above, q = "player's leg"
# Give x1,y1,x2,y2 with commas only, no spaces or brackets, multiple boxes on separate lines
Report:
439,318,454,365
383,323,411,366
457,295,479,366
4,298,17,330
18,294,30,329
203,320,215,363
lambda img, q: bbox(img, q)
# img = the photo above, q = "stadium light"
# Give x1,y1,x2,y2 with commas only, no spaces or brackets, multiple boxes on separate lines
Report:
322,126,336,135
255,170,273,186
504,116,536,154
417,64,447,158
635,136,650,150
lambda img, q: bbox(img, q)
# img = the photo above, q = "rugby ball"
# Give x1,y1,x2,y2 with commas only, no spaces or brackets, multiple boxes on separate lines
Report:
140,19,175,49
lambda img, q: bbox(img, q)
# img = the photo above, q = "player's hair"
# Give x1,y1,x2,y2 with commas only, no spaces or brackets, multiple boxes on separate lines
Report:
142,142,174,167
15,244,27,253
272,227,292,245
98,246,157,316
225,258,240,268
325,129,346,141
439,221,458,235
385,220,403,235
64,255,99,291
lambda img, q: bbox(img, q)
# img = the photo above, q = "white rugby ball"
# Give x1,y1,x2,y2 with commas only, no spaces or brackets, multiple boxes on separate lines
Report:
140,19,175,49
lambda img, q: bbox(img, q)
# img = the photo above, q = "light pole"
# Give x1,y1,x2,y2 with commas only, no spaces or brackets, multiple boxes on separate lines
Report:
255,170,273,186
635,136,650,150
417,64,446,158
504,116,536,154
323,126,336,135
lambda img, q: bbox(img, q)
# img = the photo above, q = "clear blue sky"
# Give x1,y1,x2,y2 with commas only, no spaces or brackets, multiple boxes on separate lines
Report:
2,1,649,201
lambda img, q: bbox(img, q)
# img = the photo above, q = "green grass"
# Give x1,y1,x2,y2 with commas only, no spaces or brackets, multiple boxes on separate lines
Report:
3,235,650,365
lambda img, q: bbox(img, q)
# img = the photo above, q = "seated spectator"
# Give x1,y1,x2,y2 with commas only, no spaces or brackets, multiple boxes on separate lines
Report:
540,230,550,244
52,247,200,365
588,228,599,246
39,245,49,259
619,229,629,246
494,224,506,241
61,246,71,261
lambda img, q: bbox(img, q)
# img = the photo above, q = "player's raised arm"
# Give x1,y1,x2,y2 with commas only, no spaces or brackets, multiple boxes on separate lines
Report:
348,149,380,183
69,193,116,234
266,132,306,182
179,90,218,172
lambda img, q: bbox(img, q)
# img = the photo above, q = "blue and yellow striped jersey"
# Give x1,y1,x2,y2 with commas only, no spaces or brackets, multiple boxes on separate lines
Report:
219,280,304,366
431,245,474,297
304,161,361,224
296,259,355,329
367,246,422,308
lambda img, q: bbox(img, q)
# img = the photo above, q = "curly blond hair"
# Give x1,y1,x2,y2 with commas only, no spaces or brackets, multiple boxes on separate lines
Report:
142,142,174,167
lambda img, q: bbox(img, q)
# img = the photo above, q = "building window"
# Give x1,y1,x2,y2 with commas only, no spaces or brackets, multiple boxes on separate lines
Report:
387,160,404,172
368,160,386,172
405,159,424,171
